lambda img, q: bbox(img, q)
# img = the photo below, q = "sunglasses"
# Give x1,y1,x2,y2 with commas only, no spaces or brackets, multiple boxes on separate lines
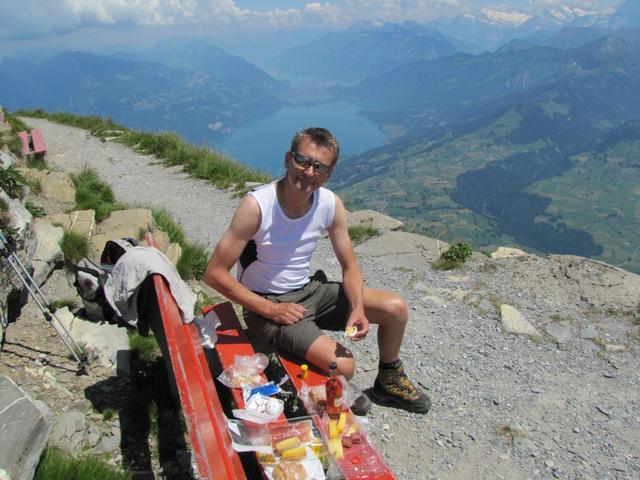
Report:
290,152,332,175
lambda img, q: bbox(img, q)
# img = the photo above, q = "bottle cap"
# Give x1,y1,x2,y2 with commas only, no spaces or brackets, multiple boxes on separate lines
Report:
329,361,337,370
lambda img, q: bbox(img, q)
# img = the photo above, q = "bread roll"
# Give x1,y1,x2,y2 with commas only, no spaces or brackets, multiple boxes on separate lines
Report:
272,460,307,480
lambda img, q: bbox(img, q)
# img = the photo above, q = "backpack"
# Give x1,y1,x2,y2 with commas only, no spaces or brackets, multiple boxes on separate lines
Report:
100,237,138,264
73,237,137,322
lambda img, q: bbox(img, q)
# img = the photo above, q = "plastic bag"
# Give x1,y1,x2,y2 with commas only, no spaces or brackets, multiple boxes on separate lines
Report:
233,393,284,424
218,353,269,388
297,376,356,415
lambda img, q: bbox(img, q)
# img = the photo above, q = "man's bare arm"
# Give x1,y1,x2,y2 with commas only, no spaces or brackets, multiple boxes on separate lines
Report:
203,195,306,324
328,195,369,338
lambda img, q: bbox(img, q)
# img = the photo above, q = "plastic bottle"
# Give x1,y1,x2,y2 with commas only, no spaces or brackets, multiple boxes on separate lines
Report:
325,362,343,419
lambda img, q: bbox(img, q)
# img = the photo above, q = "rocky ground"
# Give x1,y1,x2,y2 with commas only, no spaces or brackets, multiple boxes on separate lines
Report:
1,118,639,480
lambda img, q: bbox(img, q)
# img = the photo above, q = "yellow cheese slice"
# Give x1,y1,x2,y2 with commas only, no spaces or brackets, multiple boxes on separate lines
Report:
281,446,307,460
275,437,300,452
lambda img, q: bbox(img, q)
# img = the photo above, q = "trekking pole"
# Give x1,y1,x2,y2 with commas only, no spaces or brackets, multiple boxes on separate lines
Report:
0,231,88,374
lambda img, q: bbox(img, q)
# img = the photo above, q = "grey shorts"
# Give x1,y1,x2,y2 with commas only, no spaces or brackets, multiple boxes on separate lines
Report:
243,271,349,358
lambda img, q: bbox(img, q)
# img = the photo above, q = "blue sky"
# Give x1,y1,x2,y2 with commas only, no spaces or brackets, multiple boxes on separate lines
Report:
0,0,622,45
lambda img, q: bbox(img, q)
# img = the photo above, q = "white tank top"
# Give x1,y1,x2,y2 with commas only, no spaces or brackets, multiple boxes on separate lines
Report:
238,182,336,294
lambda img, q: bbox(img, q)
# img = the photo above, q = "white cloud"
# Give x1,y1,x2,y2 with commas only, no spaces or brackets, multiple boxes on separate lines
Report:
0,0,620,41
0,0,247,39
343,0,468,22
527,0,616,10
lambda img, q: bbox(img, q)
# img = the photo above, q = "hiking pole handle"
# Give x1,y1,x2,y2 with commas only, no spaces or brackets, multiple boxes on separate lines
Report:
0,231,12,256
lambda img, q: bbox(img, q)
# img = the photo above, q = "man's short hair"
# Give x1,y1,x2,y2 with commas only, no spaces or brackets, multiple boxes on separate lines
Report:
290,127,340,166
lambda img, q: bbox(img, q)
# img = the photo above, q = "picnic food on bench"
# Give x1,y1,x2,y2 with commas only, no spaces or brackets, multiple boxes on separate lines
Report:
269,419,313,450
308,384,326,406
272,460,307,480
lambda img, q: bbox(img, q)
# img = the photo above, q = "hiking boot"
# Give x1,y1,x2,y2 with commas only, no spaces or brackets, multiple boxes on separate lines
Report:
350,391,372,416
371,361,431,414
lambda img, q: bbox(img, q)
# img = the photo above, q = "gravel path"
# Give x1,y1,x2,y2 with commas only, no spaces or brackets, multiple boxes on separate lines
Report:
27,118,238,250
21,118,640,480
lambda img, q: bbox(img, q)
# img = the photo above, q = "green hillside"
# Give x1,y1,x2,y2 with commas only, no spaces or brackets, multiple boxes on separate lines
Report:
527,136,640,272
332,33,640,273
337,108,529,242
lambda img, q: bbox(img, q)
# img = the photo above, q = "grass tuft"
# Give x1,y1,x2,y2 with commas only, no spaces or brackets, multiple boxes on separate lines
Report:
34,447,131,480
152,208,186,245
152,208,208,280
128,330,160,363
60,231,89,267
348,218,380,245
70,168,124,222
50,297,79,311
177,242,208,280
25,200,46,218
102,408,116,421
0,164,27,198
432,242,473,270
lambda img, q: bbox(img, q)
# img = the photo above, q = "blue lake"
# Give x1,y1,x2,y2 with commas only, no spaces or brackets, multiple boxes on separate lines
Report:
213,101,386,176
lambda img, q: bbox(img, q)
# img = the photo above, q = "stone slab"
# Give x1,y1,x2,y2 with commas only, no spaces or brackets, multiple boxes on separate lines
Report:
491,247,529,259
348,209,404,232
500,304,541,338
48,210,95,238
0,376,52,480
56,307,130,368
31,221,64,286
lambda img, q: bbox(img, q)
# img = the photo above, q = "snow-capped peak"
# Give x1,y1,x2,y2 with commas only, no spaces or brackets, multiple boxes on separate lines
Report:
548,5,596,21
479,8,532,26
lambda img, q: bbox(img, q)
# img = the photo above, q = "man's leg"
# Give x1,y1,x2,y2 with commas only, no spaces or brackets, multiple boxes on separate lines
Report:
305,334,355,379
364,287,431,414
362,287,408,363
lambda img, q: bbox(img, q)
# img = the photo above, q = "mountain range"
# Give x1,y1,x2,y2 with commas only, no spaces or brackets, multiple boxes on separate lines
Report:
0,42,285,143
268,21,461,84
427,2,639,52
1,1,639,272
331,29,640,273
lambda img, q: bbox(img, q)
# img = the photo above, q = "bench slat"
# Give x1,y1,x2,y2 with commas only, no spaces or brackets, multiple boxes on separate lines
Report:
30,128,46,154
18,131,30,156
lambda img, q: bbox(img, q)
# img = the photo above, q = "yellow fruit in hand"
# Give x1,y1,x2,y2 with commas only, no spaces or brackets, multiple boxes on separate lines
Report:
344,326,357,338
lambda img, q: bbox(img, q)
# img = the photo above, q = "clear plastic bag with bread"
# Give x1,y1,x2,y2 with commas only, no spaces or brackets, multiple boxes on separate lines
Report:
298,377,355,415
217,352,269,388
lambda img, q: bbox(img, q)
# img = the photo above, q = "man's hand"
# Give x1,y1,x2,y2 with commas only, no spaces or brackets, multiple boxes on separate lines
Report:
346,309,369,341
269,302,307,325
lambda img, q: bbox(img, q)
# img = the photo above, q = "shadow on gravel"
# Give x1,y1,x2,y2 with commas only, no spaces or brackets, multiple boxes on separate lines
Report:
86,351,194,480
85,277,196,480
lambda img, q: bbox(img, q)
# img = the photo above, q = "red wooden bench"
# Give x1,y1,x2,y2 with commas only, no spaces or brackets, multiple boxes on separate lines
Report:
145,233,246,480
18,128,47,158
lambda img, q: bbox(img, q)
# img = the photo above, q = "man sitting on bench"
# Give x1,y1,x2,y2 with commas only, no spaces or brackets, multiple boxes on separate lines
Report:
204,127,431,415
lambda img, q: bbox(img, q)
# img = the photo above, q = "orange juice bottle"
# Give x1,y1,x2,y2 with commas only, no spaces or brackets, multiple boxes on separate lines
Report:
325,362,343,419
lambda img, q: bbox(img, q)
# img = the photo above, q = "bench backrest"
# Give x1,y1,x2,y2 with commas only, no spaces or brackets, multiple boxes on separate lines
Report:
30,128,46,154
18,131,30,156
145,233,246,480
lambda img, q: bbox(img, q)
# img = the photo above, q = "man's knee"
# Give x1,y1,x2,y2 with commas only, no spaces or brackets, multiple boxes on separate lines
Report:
334,342,355,379
387,293,409,323
335,356,355,380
